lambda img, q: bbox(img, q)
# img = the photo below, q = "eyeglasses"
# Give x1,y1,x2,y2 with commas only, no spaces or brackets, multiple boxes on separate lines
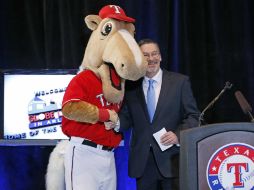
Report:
143,51,160,58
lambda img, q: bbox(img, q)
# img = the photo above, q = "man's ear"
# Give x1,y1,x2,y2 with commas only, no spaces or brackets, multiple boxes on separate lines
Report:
84,15,102,31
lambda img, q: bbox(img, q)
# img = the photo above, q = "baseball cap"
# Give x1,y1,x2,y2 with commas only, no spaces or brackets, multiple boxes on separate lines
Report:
99,5,135,23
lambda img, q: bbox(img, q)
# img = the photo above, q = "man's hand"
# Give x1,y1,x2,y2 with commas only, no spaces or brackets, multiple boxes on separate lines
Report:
104,121,117,130
160,131,179,146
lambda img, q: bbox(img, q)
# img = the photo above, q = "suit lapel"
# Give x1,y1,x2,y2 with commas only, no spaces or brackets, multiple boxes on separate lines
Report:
152,71,172,122
136,83,151,123
135,71,173,124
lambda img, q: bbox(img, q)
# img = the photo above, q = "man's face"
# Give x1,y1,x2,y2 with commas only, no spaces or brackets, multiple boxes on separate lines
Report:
140,43,161,78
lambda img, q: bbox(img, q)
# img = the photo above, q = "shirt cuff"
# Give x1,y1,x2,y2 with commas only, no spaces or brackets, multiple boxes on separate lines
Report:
113,119,120,132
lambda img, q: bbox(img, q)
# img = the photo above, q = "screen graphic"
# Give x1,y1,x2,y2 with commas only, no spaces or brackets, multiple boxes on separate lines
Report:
4,74,75,140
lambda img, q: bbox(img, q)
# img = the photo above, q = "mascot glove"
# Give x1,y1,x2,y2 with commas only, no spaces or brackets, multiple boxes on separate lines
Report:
108,109,119,123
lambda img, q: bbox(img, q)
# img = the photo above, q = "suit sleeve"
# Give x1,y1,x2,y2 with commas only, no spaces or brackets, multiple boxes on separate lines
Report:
119,99,134,131
175,77,200,138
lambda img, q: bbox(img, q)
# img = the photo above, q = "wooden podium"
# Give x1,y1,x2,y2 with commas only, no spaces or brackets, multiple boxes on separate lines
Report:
180,122,254,190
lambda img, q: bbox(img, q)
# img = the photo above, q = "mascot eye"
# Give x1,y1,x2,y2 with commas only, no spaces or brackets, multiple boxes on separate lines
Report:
101,22,113,36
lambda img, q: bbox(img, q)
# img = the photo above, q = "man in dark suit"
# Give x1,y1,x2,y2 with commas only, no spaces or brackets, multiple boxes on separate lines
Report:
107,39,200,190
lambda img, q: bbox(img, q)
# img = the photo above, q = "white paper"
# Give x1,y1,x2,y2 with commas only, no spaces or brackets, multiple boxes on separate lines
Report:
153,128,173,151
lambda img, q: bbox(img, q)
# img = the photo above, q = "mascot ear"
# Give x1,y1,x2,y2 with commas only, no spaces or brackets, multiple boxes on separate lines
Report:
126,23,135,36
84,15,102,31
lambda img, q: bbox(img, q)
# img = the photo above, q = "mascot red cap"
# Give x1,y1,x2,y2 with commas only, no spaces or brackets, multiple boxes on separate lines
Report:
99,5,135,22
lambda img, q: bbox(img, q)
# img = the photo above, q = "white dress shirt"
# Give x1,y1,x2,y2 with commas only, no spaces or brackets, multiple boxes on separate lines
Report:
143,68,163,109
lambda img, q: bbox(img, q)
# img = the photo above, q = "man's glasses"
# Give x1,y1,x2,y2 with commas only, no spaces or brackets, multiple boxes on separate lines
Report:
143,51,160,59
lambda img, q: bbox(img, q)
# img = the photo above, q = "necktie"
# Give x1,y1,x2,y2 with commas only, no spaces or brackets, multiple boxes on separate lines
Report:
147,79,155,123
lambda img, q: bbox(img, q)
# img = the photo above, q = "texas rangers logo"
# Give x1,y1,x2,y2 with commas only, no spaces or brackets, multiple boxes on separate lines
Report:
207,143,254,190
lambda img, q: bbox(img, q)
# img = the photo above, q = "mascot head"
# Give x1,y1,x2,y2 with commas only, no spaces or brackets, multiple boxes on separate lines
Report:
80,5,147,103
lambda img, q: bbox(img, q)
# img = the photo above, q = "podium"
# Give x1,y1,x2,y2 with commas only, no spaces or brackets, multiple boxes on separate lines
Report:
180,122,254,190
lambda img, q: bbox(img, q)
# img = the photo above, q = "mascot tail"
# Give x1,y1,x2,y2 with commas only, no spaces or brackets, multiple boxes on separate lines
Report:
45,140,68,190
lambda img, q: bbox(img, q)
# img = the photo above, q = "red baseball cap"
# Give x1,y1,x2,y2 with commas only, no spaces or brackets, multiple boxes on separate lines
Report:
99,5,135,23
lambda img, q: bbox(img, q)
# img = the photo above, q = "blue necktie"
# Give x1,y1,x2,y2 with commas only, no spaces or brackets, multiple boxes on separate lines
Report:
147,79,155,123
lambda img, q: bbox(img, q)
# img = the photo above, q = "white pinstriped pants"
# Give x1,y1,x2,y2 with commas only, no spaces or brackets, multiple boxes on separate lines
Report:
64,137,116,190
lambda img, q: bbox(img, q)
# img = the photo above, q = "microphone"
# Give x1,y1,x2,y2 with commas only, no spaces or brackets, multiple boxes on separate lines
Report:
234,91,254,122
198,81,233,126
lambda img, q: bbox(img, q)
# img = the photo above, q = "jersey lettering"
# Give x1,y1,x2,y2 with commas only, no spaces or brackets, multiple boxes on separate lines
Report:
96,93,120,108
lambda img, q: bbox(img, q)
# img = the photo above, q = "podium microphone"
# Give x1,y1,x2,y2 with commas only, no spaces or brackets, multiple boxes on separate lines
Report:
234,91,254,123
198,81,233,126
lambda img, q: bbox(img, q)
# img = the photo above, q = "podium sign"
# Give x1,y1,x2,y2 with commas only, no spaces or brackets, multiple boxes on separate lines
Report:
180,123,254,190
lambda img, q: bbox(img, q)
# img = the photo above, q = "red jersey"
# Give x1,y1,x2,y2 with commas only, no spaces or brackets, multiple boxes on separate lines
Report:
62,70,122,147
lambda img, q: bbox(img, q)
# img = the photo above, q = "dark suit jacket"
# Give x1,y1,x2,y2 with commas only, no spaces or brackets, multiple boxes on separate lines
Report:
119,69,200,178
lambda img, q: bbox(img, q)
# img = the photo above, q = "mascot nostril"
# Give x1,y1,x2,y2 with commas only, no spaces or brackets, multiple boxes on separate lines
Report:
46,4,147,190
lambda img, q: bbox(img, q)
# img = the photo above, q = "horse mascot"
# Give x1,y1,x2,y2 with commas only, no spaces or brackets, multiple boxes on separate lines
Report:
45,5,147,190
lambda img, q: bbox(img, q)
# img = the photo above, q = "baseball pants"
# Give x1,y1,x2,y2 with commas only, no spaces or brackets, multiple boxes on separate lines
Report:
64,137,116,190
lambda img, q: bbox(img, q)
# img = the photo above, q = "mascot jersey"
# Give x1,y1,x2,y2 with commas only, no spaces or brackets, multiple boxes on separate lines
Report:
62,70,122,147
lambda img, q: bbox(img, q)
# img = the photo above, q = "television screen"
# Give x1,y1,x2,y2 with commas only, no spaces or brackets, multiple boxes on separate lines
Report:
0,69,77,145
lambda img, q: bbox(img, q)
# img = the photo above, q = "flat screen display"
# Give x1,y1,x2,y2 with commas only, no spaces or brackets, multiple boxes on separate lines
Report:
1,69,77,143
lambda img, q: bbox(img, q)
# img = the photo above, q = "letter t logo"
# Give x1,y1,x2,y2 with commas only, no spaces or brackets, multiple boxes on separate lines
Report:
227,163,248,187
110,5,121,13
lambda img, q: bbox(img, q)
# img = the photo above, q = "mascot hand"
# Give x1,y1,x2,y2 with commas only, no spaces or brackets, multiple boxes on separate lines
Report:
98,109,118,123
108,109,118,123
104,110,119,131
